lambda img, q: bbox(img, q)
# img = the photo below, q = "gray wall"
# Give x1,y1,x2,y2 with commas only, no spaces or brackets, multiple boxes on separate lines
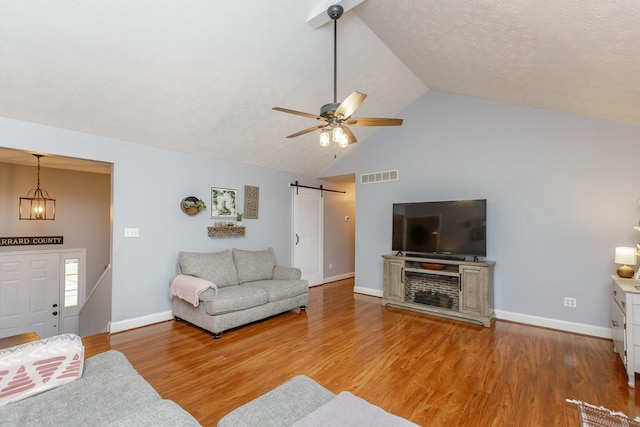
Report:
0,116,347,328
0,161,111,292
323,90,640,334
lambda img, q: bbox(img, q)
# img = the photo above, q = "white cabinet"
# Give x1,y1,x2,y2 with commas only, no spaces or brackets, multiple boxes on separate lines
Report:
611,276,640,387
382,255,495,327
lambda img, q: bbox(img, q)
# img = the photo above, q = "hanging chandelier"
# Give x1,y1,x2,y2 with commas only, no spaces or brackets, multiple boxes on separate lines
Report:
19,154,56,220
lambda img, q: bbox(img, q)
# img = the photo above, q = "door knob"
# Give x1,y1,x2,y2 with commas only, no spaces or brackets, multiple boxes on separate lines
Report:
52,303,58,308
52,311,58,316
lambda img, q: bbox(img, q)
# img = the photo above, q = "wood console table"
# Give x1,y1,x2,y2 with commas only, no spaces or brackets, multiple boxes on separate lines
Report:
0,331,40,350
382,254,495,327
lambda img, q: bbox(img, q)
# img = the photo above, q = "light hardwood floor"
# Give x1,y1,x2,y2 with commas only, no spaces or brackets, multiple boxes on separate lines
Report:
83,279,639,426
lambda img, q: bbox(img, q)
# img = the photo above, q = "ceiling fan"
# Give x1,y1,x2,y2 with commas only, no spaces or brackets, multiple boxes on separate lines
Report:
273,4,403,148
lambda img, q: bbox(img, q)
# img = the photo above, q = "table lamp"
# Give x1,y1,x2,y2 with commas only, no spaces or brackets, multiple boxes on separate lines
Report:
615,246,636,278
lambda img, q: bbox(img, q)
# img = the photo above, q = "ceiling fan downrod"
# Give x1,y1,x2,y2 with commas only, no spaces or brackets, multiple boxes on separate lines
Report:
328,5,343,105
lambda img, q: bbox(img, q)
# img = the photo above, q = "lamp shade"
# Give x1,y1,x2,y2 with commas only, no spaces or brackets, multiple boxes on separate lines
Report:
615,247,636,265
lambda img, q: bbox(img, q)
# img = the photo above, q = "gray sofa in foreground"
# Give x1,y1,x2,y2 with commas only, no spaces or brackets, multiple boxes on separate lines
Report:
217,375,419,426
171,248,309,339
0,348,200,426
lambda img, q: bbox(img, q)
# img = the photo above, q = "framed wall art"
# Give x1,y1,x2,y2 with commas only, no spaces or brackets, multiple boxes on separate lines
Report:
210,187,237,218
244,185,259,219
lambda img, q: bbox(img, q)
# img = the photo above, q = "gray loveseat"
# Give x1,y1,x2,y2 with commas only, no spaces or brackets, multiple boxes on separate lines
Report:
0,346,200,426
171,248,309,339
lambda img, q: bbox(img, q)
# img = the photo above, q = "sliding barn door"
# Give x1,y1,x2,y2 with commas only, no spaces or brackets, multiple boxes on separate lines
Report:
292,187,323,286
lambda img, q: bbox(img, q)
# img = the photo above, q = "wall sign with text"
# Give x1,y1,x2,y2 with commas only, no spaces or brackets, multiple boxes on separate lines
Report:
0,236,64,247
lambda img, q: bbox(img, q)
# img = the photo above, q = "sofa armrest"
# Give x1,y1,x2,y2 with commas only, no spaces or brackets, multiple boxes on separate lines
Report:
273,265,302,280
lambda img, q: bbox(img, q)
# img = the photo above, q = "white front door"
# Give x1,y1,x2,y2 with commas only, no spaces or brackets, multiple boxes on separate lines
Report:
292,187,323,286
0,249,85,339
0,253,60,338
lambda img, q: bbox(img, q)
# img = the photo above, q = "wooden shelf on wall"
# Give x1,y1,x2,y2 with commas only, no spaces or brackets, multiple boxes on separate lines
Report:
207,226,246,238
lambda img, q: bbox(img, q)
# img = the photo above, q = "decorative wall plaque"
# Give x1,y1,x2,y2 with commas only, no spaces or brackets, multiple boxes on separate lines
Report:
244,185,259,219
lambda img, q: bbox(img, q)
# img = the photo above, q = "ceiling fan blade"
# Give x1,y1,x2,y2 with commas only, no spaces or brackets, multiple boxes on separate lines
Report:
347,117,404,126
343,125,357,144
335,91,367,120
273,107,326,121
286,125,327,138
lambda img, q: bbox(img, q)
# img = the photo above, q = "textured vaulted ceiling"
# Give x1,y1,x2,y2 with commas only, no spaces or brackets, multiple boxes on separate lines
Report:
1,1,638,176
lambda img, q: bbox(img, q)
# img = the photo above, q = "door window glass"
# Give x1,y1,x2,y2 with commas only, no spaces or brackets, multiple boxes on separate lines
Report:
64,258,79,307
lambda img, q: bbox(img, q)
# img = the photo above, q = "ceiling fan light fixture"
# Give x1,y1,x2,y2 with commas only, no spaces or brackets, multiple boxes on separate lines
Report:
319,129,330,146
333,125,344,142
338,133,349,148
272,4,402,146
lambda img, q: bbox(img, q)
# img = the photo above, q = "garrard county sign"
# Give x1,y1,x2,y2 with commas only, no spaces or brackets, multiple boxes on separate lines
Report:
0,236,64,247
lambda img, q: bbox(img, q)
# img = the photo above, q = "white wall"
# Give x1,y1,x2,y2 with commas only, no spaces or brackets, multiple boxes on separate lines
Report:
323,91,640,336
0,116,331,328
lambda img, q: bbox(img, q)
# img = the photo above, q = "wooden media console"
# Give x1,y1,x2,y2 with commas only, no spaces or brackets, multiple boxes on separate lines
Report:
382,254,495,327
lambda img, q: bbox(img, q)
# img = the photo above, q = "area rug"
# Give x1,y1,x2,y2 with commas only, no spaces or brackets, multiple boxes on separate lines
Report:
566,399,640,427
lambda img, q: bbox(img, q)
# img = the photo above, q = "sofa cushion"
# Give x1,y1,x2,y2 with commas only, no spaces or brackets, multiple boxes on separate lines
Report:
179,250,239,287
233,248,276,284
291,391,420,427
218,375,335,427
105,400,201,426
199,285,269,315
0,333,84,406
243,280,308,303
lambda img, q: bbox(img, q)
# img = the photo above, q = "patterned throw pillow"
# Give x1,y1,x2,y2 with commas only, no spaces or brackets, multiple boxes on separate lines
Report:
0,333,84,406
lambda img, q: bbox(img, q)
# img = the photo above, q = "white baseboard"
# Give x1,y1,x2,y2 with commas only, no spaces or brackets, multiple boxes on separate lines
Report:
353,286,383,298
108,297,612,340
495,309,612,339
323,272,355,284
348,287,612,339
109,310,173,334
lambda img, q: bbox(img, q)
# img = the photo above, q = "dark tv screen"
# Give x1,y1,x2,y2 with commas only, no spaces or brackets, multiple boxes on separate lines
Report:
392,199,486,257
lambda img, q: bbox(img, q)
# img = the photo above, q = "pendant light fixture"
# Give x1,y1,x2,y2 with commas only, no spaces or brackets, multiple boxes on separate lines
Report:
19,154,56,220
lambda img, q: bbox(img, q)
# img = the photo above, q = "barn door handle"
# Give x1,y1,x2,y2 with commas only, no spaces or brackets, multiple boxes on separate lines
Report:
295,234,300,245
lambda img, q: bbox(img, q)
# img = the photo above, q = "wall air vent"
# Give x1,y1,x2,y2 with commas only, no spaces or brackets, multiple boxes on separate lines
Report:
360,169,399,184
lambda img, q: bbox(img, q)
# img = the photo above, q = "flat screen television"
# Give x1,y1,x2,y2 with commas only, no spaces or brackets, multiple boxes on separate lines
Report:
392,199,487,258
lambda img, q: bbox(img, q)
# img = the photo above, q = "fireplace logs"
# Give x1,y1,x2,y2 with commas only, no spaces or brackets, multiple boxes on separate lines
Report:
414,290,453,309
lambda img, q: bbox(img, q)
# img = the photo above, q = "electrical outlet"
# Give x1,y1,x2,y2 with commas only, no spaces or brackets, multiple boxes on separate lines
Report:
124,228,139,238
564,297,576,308
329,263,333,270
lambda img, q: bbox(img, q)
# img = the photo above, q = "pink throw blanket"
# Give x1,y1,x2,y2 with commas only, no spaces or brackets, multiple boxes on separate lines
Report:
170,274,218,307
